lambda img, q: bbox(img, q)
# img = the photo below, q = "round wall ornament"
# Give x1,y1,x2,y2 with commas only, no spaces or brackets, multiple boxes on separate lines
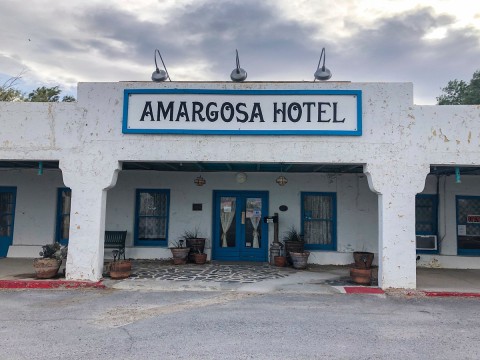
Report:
236,172,247,183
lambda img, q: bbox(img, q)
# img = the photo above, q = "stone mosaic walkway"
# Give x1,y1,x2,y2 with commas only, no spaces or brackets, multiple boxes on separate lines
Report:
127,260,296,283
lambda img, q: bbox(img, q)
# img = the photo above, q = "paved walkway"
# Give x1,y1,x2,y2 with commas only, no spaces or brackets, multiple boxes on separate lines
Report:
105,260,359,294
129,261,296,283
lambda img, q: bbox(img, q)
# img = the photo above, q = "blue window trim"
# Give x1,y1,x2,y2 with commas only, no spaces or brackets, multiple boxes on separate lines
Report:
415,194,439,254
456,195,480,256
134,189,170,247
301,192,337,251
0,186,17,257
122,89,362,136
55,187,71,246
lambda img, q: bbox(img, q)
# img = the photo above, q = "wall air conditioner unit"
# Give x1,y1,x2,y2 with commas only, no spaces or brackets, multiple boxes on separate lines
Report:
416,235,438,251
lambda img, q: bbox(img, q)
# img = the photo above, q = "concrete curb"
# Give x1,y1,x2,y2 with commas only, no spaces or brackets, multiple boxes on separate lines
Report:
0,279,105,289
423,291,480,298
1,279,479,298
343,286,385,294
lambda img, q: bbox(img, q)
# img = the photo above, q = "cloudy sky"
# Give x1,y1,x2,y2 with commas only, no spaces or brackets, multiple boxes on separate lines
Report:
1,0,479,104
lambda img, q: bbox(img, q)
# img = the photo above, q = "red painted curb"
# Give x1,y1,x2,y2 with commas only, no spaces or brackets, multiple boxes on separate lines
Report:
0,279,105,289
424,291,480,298
344,286,385,294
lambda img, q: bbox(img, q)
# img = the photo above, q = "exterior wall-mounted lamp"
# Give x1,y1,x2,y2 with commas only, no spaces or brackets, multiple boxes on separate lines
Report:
314,48,332,81
276,164,288,186
151,49,171,82
276,175,288,186
194,175,206,186
230,49,247,82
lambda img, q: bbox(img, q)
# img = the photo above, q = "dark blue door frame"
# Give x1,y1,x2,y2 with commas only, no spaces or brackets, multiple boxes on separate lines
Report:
0,187,16,258
212,190,269,262
56,188,71,246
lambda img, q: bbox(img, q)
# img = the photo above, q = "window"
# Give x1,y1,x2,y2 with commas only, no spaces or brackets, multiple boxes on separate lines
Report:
301,192,336,250
134,189,170,246
456,196,480,255
415,194,438,253
56,188,71,245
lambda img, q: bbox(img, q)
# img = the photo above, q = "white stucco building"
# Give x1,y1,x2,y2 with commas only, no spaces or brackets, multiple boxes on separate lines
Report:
0,81,479,289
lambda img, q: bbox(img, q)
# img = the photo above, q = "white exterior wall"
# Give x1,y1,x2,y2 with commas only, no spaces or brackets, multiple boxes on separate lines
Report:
1,81,480,288
0,169,64,257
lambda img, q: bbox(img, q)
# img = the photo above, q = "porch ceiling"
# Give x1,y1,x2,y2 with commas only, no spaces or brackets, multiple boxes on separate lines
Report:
121,162,365,173
0,161,478,176
430,166,480,176
0,161,59,169
121,163,480,175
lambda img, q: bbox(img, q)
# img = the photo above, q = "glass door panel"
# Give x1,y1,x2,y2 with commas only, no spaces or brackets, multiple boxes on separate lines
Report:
219,197,236,248
245,197,262,249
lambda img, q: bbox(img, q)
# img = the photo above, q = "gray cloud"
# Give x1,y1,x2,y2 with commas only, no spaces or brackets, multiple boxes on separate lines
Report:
0,1,479,103
75,1,324,80
331,8,480,101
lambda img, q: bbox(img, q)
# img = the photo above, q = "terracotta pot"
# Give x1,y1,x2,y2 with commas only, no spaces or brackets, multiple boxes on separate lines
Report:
110,260,132,279
353,252,374,269
350,267,372,285
290,251,310,269
274,255,286,267
193,253,207,265
284,240,305,265
186,238,206,262
33,258,62,279
170,247,190,265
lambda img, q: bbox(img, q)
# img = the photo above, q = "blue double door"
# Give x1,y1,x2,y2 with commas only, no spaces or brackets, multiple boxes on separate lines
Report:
213,191,269,262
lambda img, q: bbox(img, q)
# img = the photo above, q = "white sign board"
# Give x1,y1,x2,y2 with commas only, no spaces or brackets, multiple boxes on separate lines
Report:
123,89,362,135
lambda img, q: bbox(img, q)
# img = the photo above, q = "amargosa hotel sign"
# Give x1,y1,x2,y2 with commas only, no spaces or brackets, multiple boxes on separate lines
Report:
123,89,362,135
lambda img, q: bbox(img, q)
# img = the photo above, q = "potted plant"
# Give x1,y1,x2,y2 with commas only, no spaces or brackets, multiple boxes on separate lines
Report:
273,254,286,267
33,242,68,279
282,226,305,266
289,250,310,269
193,249,208,265
169,240,190,265
350,251,375,285
181,228,206,263
109,250,132,279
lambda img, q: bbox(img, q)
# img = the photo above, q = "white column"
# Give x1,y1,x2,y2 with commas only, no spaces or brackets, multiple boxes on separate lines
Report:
60,157,120,281
365,163,429,289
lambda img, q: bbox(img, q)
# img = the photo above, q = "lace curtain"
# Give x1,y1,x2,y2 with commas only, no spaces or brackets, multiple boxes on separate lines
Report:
303,195,332,245
220,198,236,247
250,216,260,248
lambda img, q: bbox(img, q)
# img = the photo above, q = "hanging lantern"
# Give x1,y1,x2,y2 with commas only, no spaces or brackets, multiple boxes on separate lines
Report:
194,175,206,186
276,175,288,186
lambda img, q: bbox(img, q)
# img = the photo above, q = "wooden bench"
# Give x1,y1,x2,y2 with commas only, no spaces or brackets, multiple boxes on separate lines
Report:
104,231,127,259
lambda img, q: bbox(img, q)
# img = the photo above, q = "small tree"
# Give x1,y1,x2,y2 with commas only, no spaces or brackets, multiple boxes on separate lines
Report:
0,75,25,102
61,95,76,102
437,70,480,105
27,86,61,102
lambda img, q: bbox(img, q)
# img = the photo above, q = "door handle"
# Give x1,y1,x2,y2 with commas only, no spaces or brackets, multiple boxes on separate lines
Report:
241,211,245,224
